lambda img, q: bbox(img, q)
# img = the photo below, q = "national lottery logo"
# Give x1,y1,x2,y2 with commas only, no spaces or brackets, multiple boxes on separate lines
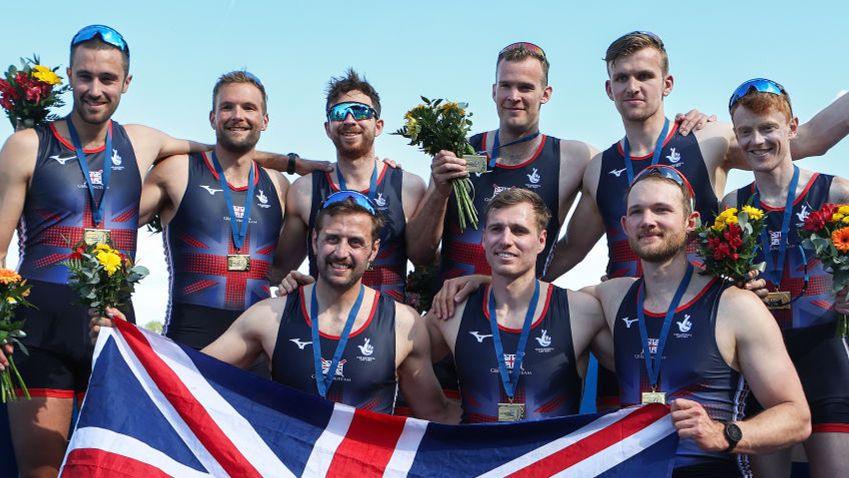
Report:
375,193,387,208
666,147,681,163
256,189,271,208
526,168,541,187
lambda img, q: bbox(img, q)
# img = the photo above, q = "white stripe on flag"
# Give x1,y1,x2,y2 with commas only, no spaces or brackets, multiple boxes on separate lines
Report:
478,407,641,477
383,417,428,478
303,403,356,476
145,329,293,477
551,412,675,477
110,330,229,477
62,426,212,478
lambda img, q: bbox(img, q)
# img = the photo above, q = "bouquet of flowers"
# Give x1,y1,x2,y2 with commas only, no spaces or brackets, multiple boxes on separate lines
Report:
65,242,149,315
0,269,34,402
799,203,849,337
0,55,69,130
696,205,766,283
394,97,479,230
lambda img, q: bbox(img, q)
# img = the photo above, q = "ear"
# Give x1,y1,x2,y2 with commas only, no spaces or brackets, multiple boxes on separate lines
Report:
537,229,547,253
311,229,319,253
620,215,631,237
540,84,553,105
209,109,215,129
260,112,269,132
374,117,384,137
605,79,614,101
788,116,799,138
662,74,674,98
369,238,381,262
492,83,497,102
324,121,331,139
66,66,73,83
122,73,132,94
686,210,701,233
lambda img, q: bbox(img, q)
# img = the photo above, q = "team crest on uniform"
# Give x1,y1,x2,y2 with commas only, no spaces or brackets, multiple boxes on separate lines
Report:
534,329,553,353
320,358,348,379
674,314,693,339
497,353,531,375
256,189,271,208
487,184,511,202
375,192,387,208
233,206,245,219
89,169,103,186
647,338,659,355
357,338,375,362
526,168,541,188
666,148,681,163
111,149,124,170
769,230,782,248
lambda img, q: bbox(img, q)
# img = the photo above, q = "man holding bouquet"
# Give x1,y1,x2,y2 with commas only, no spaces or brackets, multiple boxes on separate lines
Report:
722,79,849,477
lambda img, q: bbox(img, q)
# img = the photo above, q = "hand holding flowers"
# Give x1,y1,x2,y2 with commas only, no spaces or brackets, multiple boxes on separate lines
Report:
696,205,766,283
0,269,34,402
0,55,69,130
65,241,149,317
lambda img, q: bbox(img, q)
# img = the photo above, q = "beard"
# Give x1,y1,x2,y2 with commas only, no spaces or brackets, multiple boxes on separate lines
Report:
331,126,375,159
317,253,367,291
73,95,119,126
628,227,688,264
216,127,261,155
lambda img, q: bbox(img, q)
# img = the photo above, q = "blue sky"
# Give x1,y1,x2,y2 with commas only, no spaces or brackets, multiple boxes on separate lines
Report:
2,1,849,324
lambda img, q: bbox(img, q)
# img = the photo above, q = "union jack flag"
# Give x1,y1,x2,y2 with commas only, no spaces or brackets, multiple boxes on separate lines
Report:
60,319,679,477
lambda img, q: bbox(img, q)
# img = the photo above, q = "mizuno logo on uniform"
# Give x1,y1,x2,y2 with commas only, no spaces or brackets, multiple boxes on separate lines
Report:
622,317,638,328
609,168,627,177
535,329,552,347
358,338,374,356
677,314,692,333
50,153,76,165
666,148,681,163
290,338,312,350
469,331,493,343
201,185,223,195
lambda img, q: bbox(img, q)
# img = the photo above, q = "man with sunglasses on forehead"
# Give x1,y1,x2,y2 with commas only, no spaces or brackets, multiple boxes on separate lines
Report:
588,165,811,477
92,193,460,424
0,25,326,476
273,69,430,303
722,79,849,478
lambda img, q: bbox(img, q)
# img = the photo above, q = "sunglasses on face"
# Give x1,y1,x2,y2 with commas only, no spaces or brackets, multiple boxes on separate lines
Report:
326,102,378,122
71,24,130,57
498,41,547,59
322,191,377,215
631,165,696,201
728,78,790,112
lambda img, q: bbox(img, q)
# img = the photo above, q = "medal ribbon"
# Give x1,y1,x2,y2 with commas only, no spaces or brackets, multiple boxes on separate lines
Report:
210,152,256,252
488,279,540,400
336,160,378,201
310,284,365,398
67,117,113,227
623,117,670,183
637,263,693,391
487,130,541,168
753,165,800,285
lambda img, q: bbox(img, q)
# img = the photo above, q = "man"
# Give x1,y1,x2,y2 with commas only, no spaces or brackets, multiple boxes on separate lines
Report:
0,25,325,477
426,188,610,423
139,71,287,353
93,193,459,423
545,31,849,281
590,166,811,476
722,79,849,477
273,69,429,302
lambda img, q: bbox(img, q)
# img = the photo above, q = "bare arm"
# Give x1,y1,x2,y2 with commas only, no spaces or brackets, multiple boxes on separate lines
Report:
400,171,435,266
790,91,849,159
567,290,613,371
251,151,333,176
397,306,461,424
202,298,284,369
138,154,188,226
269,176,311,284
0,130,37,268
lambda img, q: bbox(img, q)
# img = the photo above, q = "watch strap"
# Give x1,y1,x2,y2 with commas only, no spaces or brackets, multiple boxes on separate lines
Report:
286,153,298,174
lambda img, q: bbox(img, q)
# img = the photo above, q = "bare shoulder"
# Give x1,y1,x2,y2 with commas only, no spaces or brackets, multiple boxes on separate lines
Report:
287,173,314,212
593,277,637,302
262,167,290,194
582,151,605,192
123,123,164,144
692,120,734,142
0,128,39,172
566,288,602,311
150,153,189,174
401,168,426,189
829,175,849,203
559,139,597,165
717,285,773,330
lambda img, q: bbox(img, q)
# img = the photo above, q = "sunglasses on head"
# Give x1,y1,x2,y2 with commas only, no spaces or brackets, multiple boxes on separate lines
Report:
728,78,790,112
326,102,378,122
71,24,130,57
322,191,377,215
632,165,696,201
499,41,546,59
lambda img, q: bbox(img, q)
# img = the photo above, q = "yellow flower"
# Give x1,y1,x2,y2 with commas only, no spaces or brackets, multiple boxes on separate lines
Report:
725,215,739,225
842,216,849,225
6,297,16,304
741,205,764,221
712,217,727,232
94,242,115,254
96,251,122,276
834,213,845,222
838,205,849,215
32,65,62,86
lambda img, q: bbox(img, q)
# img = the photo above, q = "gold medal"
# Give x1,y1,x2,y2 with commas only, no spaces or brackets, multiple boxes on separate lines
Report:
641,390,667,405
83,228,111,245
764,291,791,310
227,254,251,271
497,402,526,422
463,154,488,174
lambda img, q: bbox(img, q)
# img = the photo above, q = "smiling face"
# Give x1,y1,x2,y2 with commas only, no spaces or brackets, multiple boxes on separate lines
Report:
483,202,547,279
492,57,552,135
732,103,797,173
605,47,673,123
325,90,383,160
209,82,268,154
622,178,698,264
313,211,380,290
67,45,131,125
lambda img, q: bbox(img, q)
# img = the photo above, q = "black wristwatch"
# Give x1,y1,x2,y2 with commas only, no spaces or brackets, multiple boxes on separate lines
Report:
286,152,298,175
723,422,742,453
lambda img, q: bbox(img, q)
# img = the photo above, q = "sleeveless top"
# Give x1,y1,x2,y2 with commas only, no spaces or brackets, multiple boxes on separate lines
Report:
734,173,836,330
18,121,141,283
163,152,282,315
440,132,561,281
454,284,580,422
271,287,397,414
614,277,746,468
596,124,718,278
307,165,407,302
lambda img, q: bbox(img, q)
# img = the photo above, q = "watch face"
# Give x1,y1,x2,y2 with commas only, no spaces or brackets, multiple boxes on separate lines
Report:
726,423,743,442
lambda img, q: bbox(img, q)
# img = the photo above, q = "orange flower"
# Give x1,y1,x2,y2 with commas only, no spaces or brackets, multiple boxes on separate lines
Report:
832,227,849,252
0,268,22,285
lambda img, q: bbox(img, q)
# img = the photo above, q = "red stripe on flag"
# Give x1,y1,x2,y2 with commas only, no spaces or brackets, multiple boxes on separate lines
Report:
507,404,669,477
325,408,407,477
61,448,173,478
114,320,262,477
